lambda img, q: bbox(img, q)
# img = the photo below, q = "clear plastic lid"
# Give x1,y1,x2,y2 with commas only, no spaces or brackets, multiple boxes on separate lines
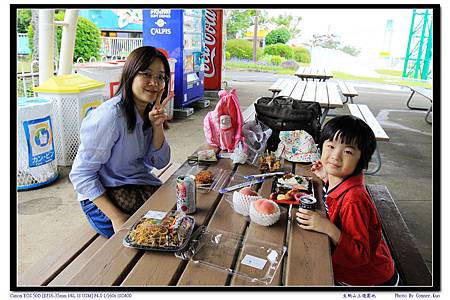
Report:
175,226,286,285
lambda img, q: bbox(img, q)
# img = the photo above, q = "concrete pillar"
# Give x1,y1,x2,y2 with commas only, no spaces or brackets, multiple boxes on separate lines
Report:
38,9,55,84
57,10,79,75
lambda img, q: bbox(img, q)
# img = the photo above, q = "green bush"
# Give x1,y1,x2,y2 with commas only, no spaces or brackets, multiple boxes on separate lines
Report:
293,47,311,63
225,51,231,60
263,43,293,59
226,39,262,60
270,55,284,65
265,28,291,45
28,12,101,62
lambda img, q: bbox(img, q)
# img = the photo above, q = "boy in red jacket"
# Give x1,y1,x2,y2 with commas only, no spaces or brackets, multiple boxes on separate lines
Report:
296,115,400,286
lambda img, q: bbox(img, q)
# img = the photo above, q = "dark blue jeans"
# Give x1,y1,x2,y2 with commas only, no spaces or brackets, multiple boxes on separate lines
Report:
80,199,115,238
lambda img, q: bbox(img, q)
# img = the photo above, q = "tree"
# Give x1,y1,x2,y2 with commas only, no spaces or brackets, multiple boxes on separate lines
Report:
17,9,32,33
225,9,269,40
270,13,302,38
310,33,341,49
340,45,361,57
265,27,291,45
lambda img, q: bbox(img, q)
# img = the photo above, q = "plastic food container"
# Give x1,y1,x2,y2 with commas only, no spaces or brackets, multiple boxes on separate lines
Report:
123,210,195,252
175,226,286,285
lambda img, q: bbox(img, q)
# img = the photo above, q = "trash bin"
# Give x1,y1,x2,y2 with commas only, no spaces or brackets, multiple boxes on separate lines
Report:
167,58,177,120
17,97,58,190
75,60,125,99
33,74,105,166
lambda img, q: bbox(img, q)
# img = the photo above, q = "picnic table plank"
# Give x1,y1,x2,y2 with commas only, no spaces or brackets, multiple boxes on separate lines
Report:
302,81,317,102
338,81,349,95
327,82,343,108
285,164,334,285
295,67,305,77
177,163,256,286
354,104,390,141
316,82,329,104
18,222,100,286
278,80,297,97
345,83,358,96
268,78,285,93
48,235,108,286
230,176,286,286
290,81,307,100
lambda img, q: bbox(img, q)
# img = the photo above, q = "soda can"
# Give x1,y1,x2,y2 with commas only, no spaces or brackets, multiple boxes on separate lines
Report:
176,175,196,214
299,195,317,211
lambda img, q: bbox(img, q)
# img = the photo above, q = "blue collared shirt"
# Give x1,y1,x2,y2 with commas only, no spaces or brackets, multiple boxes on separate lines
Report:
69,95,171,201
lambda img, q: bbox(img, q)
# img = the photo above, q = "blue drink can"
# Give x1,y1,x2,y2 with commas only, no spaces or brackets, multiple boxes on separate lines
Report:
176,175,196,214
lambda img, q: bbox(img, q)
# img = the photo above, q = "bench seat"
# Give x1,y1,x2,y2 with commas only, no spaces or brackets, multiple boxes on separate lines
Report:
367,184,432,286
338,81,359,104
348,104,389,175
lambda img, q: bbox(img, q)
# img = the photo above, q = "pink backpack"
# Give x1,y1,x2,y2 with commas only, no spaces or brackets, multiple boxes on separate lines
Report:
203,89,245,152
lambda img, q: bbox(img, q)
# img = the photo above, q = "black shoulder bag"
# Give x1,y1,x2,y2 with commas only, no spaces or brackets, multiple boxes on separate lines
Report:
254,95,322,151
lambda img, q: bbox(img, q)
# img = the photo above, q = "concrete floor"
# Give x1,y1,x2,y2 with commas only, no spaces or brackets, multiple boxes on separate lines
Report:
16,74,433,280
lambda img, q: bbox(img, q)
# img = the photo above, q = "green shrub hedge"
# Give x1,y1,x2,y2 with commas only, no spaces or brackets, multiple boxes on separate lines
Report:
226,39,262,60
292,46,311,63
263,43,294,60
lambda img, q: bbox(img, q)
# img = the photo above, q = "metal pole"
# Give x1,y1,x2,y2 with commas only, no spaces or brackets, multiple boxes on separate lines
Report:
57,9,79,75
38,9,55,84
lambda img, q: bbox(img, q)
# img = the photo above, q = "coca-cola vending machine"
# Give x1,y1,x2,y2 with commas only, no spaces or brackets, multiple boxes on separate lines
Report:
204,9,224,91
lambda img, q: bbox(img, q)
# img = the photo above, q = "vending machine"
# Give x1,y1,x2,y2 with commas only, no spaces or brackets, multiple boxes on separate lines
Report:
143,9,205,113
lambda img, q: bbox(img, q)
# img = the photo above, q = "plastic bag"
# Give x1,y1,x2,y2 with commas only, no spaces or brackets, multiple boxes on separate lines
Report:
242,120,272,165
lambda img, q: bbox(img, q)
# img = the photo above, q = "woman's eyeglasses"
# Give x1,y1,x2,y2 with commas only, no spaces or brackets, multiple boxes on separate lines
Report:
137,71,169,85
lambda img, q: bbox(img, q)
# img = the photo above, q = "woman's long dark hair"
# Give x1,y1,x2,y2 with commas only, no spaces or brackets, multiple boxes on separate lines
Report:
115,46,171,132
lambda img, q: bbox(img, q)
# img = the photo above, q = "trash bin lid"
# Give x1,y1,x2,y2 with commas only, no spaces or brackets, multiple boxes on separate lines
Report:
75,61,125,69
18,97,52,108
33,74,105,93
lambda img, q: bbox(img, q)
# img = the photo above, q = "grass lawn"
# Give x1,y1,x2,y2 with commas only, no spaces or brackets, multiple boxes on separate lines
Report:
225,61,432,89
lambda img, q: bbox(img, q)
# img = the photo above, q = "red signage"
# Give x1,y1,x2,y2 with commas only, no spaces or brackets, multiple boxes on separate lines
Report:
204,9,223,90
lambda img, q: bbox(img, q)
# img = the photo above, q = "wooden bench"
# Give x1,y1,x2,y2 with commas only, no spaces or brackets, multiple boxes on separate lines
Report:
367,184,432,286
348,104,389,175
338,81,359,104
406,86,433,124
18,161,182,286
268,78,295,97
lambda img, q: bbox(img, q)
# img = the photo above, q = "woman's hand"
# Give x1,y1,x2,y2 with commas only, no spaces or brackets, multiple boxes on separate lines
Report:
311,160,327,182
148,88,173,127
111,213,129,233
296,208,341,245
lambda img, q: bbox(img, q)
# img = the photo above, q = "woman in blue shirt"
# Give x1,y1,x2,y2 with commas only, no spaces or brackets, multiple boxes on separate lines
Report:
70,46,172,238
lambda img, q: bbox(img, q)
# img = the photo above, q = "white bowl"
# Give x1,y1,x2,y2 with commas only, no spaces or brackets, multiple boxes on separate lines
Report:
249,200,281,226
232,191,260,216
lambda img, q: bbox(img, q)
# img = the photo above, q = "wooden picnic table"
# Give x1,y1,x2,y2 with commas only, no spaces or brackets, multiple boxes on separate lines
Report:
269,79,343,125
25,151,333,287
295,67,333,82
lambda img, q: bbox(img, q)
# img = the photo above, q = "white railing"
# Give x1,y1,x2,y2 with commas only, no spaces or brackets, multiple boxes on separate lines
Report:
100,37,143,58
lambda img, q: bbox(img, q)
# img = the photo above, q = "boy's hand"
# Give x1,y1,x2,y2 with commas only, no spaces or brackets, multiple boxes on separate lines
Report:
311,160,327,182
296,208,330,234
296,208,341,245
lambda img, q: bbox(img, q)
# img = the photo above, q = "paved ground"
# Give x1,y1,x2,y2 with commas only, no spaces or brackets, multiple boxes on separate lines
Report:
16,72,433,280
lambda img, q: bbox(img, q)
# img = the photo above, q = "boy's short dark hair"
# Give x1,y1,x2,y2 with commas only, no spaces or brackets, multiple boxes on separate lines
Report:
319,115,377,176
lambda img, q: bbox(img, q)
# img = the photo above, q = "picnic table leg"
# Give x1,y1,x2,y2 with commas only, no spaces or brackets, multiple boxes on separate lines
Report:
320,108,330,125
350,96,354,104
425,104,432,124
342,97,348,104
406,90,429,111
365,146,382,175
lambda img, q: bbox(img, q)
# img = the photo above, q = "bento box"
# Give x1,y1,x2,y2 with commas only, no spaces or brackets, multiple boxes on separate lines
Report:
123,210,195,252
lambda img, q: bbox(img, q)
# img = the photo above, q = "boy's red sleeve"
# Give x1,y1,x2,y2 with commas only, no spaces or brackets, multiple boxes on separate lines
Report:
331,190,374,267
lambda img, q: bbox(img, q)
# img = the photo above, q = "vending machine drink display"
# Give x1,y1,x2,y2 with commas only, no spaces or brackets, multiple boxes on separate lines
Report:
143,9,205,111
33,74,105,166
